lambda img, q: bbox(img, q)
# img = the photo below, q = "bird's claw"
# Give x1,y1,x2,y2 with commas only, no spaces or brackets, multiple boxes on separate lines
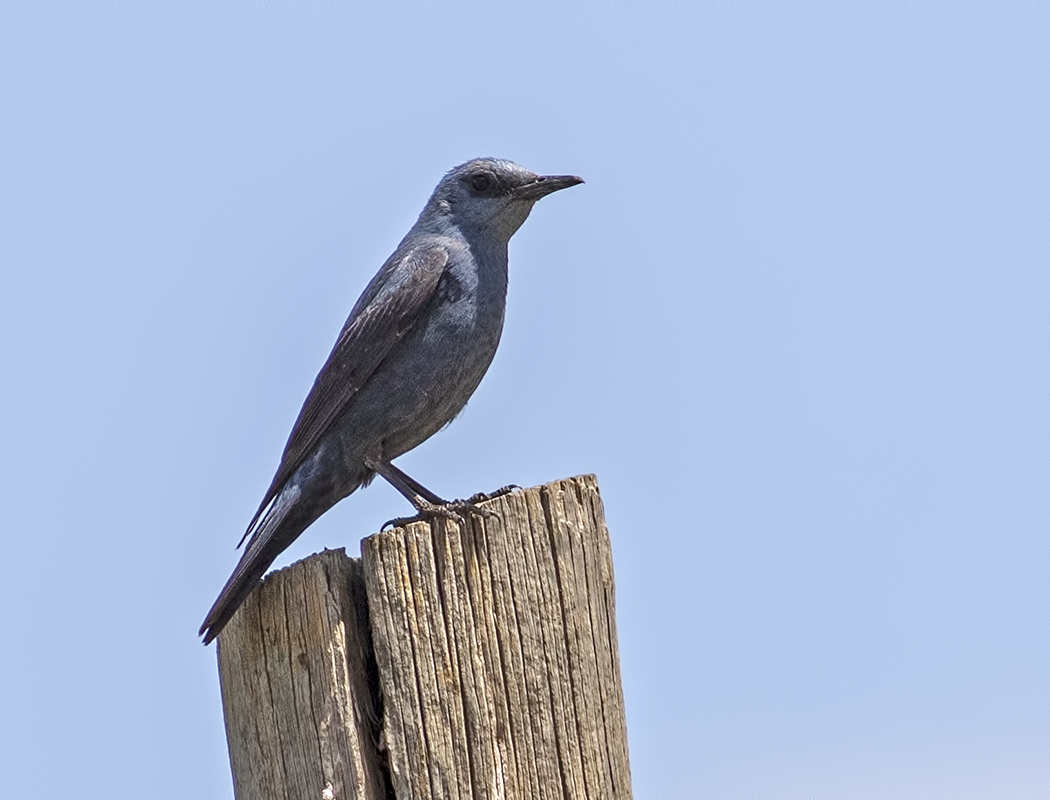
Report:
381,496,497,531
380,485,522,530
465,484,520,504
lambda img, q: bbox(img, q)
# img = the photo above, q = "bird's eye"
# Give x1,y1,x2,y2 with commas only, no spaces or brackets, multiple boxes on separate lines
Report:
471,173,492,192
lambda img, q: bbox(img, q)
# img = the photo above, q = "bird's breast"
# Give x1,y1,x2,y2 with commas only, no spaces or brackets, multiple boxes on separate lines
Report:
334,239,508,461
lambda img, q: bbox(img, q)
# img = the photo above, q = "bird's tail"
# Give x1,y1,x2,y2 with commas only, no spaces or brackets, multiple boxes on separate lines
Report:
199,485,311,645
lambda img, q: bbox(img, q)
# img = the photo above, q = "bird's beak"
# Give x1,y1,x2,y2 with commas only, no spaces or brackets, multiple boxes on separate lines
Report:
515,174,585,200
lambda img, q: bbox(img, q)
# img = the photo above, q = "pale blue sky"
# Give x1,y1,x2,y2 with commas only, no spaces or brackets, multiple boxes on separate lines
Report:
1,4,1047,798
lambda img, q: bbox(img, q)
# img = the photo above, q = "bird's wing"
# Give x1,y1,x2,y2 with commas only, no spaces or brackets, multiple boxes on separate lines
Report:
241,242,449,542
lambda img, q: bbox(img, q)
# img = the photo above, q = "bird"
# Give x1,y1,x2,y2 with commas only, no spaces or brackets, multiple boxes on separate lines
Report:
200,157,583,644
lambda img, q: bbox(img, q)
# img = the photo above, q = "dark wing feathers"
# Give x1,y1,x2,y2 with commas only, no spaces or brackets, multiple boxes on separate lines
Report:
240,243,449,541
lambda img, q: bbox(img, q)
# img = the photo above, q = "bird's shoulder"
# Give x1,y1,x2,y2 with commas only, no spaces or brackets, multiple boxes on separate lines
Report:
342,234,465,328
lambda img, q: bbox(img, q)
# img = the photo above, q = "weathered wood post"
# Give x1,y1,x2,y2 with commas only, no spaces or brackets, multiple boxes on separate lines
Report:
216,475,632,800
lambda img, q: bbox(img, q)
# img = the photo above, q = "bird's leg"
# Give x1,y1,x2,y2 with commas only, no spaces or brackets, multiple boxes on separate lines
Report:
366,458,500,530
376,460,448,505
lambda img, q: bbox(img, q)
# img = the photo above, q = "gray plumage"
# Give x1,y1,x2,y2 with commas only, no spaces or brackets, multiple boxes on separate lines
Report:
200,158,582,644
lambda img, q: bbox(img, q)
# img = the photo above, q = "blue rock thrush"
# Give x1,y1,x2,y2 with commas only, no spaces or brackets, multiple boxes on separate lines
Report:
200,158,583,643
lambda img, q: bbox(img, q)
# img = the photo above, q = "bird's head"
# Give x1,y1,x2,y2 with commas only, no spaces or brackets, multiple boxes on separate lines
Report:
426,158,583,242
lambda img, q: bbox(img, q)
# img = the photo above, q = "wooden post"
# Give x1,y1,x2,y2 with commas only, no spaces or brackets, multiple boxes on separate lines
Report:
216,550,389,800
217,475,632,800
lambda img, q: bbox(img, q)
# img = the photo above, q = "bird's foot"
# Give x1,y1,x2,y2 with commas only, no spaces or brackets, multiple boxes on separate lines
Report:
380,486,521,531
381,497,498,531
464,484,520,504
